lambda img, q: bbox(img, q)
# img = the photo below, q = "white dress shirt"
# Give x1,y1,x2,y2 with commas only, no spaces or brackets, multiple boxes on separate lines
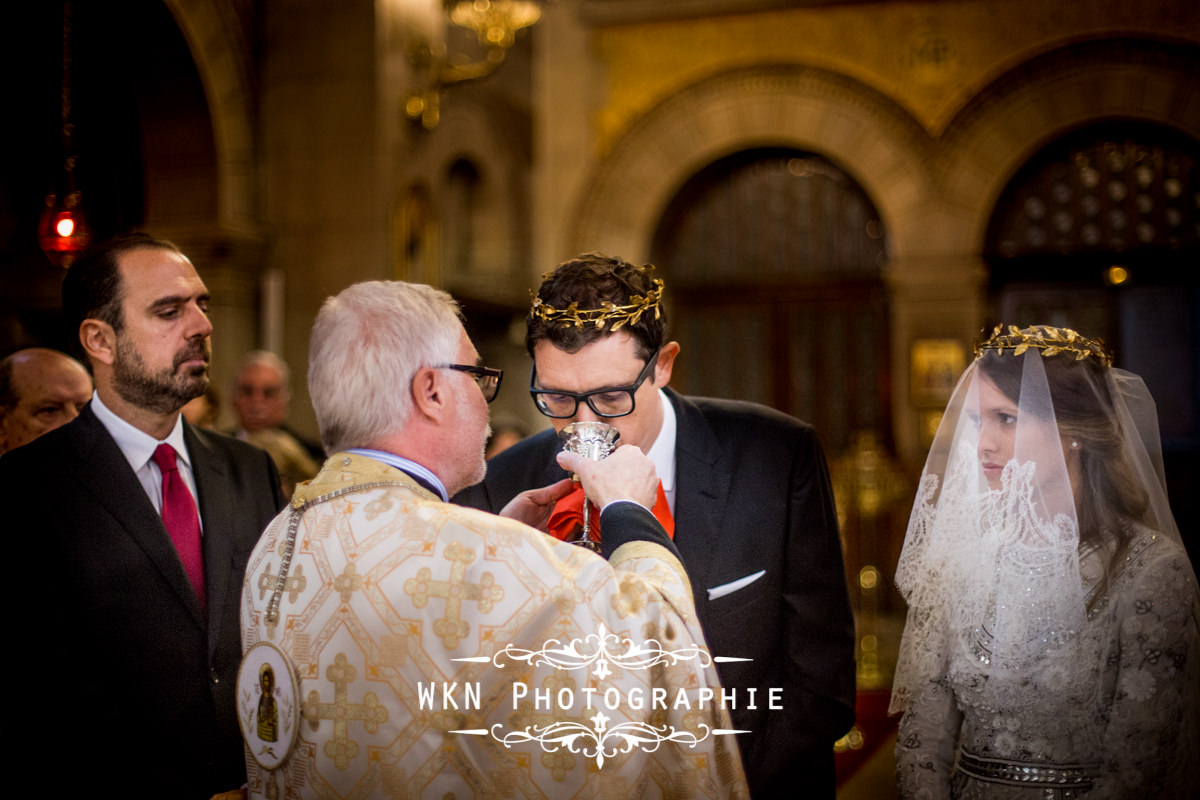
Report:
644,388,678,515
89,390,204,530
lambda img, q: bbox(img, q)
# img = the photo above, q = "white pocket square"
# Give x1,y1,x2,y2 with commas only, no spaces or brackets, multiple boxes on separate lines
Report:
707,569,766,601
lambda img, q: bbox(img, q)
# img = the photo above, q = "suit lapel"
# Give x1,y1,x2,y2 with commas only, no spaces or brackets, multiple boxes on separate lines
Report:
666,390,731,595
70,406,206,627
186,422,238,647
507,428,571,492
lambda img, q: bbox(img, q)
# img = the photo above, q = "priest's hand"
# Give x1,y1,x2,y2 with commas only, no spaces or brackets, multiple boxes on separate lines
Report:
557,445,658,511
499,477,576,531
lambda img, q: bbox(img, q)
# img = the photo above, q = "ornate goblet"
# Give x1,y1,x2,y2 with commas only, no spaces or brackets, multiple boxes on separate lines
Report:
558,421,621,550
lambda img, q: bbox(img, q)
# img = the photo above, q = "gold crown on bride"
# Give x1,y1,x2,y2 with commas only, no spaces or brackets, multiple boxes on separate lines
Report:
529,275,664,332
974,324,1114,367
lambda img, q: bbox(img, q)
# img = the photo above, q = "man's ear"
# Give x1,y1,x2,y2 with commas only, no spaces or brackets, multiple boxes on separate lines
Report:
653,341,680,387
79,320,116,367
410,366,447,421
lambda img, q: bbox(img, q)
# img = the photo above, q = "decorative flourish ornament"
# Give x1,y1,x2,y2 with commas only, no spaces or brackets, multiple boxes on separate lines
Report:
488,714,713,769
974,324,1113,366
449,625,739,768
476,622,713,678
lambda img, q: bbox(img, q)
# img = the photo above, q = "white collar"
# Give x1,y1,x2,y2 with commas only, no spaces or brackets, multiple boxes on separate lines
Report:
645,389,677,494
90,390,190,473
344,448,448,502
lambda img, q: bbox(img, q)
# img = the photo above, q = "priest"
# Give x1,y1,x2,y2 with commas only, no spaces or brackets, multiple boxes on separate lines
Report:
238,280,748,799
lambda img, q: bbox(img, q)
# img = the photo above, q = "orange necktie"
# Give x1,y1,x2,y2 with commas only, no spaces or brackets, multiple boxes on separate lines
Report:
547,481,674,544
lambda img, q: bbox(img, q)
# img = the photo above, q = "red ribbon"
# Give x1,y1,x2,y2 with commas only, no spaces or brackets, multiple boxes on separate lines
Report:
547,481,674,543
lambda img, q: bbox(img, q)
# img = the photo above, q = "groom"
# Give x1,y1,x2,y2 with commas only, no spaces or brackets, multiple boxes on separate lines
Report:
454,253,856,797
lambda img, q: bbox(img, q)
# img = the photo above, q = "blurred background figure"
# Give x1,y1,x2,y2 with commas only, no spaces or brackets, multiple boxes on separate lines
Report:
231,350,321,457
0,347,92,454
231,350,321,494
181,385,220,430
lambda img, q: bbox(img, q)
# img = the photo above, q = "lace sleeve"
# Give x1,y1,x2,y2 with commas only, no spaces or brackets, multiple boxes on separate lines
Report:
895,674,961,799
1097,537,1200,799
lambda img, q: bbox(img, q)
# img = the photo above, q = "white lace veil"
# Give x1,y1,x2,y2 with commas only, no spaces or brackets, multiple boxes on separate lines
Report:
890,325,1194,718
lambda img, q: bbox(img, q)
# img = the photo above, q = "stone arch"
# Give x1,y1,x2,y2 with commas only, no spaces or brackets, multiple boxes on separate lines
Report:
939,37,1200,254
569,64,935,263
144,1,264,423
162,0,257,232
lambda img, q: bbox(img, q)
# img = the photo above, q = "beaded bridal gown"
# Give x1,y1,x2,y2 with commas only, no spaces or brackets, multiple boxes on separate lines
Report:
896,519,1197,798
891,327,1200,799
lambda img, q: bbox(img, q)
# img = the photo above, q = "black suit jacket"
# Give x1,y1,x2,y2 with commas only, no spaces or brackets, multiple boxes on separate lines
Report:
454,389,856,797
0,404,286,798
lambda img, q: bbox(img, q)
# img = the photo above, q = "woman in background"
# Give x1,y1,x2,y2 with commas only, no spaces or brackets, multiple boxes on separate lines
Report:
892,324,1199,798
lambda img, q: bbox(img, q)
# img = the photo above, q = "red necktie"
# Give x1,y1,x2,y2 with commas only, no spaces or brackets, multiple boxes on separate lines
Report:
547,481,675,544
152,443,206,612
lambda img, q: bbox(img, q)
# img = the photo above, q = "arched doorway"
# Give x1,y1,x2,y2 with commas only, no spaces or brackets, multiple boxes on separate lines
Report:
651,147,890,455
985,120,1200,555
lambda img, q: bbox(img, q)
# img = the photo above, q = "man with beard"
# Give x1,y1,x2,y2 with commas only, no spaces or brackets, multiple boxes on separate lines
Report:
0,233,287,798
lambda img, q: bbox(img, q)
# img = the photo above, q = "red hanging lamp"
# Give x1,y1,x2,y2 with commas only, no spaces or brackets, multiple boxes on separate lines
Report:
38,0,90,267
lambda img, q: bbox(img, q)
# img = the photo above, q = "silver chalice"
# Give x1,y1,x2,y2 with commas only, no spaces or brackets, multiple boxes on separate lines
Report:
558,421,621,550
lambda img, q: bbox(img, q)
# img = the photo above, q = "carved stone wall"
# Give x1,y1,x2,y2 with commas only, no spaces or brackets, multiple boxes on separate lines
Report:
556,26,1200,462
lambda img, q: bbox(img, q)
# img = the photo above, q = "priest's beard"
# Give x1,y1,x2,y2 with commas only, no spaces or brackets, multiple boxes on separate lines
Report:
447,421,490,498
112,334,211,415
443,382,491,497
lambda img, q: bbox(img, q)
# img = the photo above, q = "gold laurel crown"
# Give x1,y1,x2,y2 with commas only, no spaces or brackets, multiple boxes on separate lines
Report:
529,277,664,332
975,324,1113,367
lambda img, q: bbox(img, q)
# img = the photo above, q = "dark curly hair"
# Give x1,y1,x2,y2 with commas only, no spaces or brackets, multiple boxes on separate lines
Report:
525,253,668,360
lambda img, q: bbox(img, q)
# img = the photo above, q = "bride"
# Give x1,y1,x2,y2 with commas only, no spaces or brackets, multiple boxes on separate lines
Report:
891,325,1199,798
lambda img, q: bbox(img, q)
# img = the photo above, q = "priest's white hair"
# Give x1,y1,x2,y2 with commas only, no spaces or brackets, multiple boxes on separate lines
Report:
308,281,462,454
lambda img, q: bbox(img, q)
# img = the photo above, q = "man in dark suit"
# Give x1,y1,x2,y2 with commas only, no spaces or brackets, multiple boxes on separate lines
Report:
454,254,856,797
0,233,286,798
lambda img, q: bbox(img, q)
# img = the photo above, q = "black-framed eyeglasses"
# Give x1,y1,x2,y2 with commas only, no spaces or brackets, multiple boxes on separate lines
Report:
438,364,504,403
529,350,658,419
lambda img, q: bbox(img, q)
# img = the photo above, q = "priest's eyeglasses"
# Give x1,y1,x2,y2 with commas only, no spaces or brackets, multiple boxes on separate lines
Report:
438,364,503,403
529,350,658,419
